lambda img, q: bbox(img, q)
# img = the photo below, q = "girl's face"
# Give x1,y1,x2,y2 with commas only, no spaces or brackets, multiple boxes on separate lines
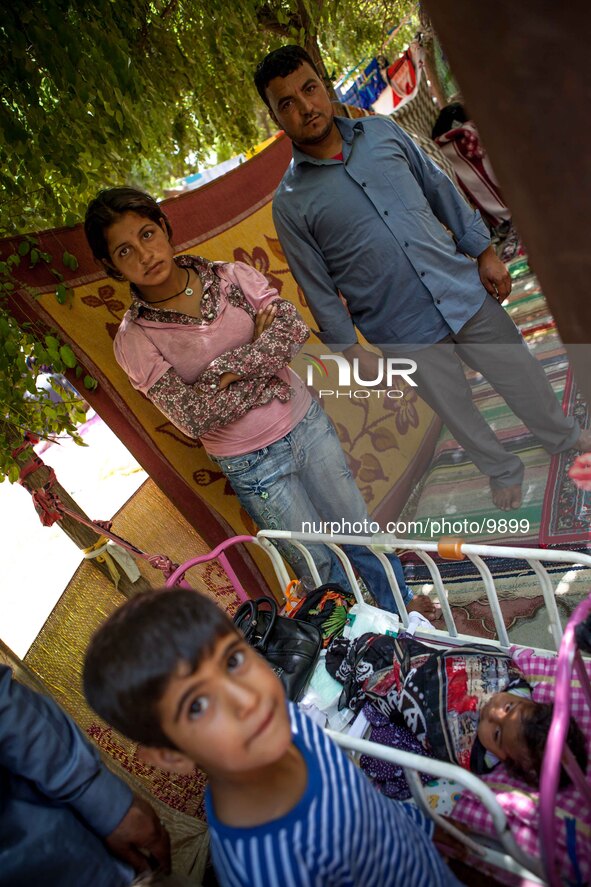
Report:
105,211,175,289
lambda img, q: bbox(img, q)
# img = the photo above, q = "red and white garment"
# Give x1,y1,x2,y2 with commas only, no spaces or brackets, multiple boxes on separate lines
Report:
435,121,511,227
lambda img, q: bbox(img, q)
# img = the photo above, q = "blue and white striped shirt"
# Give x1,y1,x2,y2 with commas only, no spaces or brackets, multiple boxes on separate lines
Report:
206,703,458,887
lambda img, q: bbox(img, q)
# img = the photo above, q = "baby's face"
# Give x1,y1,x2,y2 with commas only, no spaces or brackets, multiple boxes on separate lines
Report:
477,692,537,764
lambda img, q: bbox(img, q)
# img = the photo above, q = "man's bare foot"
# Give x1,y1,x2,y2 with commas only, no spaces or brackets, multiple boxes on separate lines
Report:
491,483,522,511
407,595,437,621
573,428,591,452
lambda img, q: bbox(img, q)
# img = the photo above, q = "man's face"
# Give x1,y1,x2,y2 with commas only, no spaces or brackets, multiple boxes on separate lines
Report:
264,61,335,147
155,632,292,778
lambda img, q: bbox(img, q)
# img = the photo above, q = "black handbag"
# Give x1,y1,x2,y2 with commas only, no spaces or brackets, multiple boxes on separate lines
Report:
233,596,322,701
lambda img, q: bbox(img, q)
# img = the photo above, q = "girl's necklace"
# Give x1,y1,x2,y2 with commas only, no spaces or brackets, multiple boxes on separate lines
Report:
145,268,194,305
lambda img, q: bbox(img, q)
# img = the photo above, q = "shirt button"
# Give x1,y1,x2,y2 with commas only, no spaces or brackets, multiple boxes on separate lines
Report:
384,210,389,216
404,241,409,248
361,181,367,187
420,271,426,277
436,299,441,304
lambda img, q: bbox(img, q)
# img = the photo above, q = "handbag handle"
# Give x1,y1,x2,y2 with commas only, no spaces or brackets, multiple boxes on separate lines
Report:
234,596,278,652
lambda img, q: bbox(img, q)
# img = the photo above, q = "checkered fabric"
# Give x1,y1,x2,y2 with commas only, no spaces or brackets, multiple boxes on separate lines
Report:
452,647,591,885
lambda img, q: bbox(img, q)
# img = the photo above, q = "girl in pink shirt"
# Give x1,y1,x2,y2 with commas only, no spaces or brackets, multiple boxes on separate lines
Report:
84,187,434,619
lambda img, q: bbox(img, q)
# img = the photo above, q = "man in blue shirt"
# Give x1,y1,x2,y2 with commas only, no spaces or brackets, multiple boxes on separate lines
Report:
0,665,170,886
254,46,591,511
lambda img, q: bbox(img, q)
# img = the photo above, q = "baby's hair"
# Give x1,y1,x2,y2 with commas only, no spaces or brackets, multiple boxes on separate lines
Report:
84,187,173,280
509,701,588,788
83,588,236,748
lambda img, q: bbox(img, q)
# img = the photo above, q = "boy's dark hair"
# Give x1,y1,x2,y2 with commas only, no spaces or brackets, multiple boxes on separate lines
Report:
254,45,321,108
84,187,173,280
508,701,588,789
83,588,236,748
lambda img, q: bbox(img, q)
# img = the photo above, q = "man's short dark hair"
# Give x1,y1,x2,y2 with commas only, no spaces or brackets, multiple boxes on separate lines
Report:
83,589,236,748
84,187,173,280
254,45,321,108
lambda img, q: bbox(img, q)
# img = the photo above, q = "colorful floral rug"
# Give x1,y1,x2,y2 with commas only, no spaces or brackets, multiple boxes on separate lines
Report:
399,257,586,549
541,371,591,548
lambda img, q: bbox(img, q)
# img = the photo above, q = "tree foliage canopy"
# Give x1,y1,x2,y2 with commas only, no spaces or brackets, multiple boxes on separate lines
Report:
1,0,416,234
0,0,416,482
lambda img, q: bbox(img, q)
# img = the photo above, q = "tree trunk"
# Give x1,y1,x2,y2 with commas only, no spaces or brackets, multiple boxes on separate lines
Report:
419,10,447,108
17,457,152,599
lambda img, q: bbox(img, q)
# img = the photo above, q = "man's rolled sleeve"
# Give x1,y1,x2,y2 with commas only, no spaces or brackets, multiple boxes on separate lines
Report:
71,761,133,838
454,217,492,258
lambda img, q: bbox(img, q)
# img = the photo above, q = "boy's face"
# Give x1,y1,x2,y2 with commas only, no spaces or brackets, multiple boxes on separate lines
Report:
477,692,536,766
149,632,292,778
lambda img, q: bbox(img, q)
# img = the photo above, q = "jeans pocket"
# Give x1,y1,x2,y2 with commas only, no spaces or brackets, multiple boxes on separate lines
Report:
213,449,265,476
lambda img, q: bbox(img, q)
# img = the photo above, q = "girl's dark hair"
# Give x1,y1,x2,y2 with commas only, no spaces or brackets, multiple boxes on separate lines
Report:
83,589,236,748
84,187,173,280
254,45,321,108
508,701,588,789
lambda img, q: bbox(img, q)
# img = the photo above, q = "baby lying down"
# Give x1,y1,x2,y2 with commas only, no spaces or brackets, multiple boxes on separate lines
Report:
359,636,587,787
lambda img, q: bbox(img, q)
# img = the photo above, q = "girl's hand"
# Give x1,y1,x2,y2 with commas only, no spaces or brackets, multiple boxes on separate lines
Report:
253,304,277,340
218,372,241,390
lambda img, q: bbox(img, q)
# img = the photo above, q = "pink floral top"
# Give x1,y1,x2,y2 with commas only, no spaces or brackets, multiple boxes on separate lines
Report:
114,255,311,456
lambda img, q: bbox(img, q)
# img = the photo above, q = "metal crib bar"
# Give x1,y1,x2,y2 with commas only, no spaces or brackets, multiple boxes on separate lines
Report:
325,543,364,605
411,550,457,637
464,554,510,647
372,549,409,627
404,768,486,857
527,559,563,650
328,730,545,880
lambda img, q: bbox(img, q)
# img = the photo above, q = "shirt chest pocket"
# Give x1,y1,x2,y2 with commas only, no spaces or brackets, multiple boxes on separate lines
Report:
383,169,426,211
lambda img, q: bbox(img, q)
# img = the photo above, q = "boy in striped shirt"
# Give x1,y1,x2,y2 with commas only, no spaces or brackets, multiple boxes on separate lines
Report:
83,589,460,887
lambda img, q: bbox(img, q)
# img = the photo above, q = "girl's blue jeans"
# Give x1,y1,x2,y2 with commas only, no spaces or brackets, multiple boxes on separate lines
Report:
210,399,412,613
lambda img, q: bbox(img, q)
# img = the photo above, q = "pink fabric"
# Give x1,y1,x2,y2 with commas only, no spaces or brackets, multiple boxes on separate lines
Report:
115,261,311,456
451,647,591,885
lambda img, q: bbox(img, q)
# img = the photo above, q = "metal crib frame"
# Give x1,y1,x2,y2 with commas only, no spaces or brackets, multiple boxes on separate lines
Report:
166,531,591,883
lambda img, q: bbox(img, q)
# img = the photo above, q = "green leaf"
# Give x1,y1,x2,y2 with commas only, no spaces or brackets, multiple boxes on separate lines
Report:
45,335,60,350
17,241,30,256
64,212,79,227
83,374,98,391
30,248,40,266
62,251,79,270
59,344,77,367
55,283,68,304
8,464,20,484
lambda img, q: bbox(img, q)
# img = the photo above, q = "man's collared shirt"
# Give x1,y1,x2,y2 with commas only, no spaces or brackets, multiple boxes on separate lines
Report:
0,666,134,886
272,115,491,349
